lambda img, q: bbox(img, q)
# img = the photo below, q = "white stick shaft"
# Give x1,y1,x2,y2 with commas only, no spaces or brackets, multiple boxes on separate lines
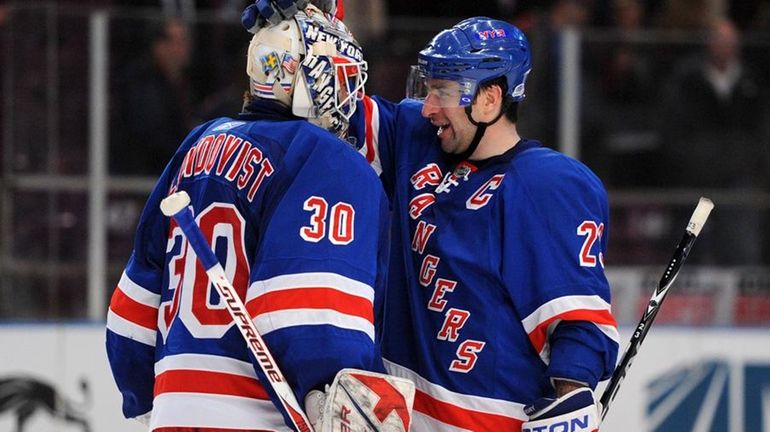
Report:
160,192,313,432
687,197,714,236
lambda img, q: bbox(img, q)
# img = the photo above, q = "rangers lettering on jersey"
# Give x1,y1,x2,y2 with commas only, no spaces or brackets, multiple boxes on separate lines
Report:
406,162,488,373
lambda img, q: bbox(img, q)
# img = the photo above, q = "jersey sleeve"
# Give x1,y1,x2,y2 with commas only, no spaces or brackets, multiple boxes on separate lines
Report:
105,184,171,419
501,154,619,390
105,121,213,420
244,131,390,404
350,95,400,195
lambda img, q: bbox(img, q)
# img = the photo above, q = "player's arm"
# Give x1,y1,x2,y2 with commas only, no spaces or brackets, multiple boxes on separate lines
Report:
105,121,213,424
502,164,619,429
504,203,619,389
105,250,160,423
105,180,176,423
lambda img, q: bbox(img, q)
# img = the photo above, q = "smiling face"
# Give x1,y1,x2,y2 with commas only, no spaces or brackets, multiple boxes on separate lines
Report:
420,79,480,155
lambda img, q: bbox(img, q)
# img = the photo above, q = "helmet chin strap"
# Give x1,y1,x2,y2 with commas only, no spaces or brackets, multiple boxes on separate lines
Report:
456,97,512,161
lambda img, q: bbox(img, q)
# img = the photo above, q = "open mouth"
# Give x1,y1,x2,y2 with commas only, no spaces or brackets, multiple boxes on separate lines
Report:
436,123,451,138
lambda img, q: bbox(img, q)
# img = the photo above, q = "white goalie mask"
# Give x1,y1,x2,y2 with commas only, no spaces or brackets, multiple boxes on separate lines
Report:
246,4,367,137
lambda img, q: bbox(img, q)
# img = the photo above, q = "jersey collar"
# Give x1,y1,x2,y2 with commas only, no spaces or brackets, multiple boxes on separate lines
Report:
465,139,542,170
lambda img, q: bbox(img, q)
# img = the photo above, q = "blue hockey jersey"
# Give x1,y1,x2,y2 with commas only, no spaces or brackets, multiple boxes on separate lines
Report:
106,102,389,431
350,96,619,431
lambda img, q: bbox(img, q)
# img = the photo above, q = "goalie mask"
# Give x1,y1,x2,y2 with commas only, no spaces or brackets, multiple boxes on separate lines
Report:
246,4,367,137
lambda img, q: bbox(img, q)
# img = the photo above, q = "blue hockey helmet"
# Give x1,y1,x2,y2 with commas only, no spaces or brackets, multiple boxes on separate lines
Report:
406,17,531,107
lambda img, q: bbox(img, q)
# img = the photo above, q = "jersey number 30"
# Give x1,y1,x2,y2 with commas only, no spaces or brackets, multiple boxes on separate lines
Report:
161,203,249,340
300,196,355,245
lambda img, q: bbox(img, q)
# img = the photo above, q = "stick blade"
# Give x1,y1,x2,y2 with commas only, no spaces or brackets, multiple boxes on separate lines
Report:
160,191,191,217
687,197,714,236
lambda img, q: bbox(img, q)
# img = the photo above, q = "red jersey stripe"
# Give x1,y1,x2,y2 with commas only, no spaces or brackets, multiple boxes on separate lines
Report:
246,287,374,324
154,369,270,400
110,287,158,330
414,388,523,431
362,96,376,164
527,309,618,353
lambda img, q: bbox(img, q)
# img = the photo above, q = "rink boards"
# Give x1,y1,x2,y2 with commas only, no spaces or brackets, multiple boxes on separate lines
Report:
1,325,769,432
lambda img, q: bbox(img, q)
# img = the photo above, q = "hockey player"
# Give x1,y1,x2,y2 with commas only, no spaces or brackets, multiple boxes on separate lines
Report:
106,5,413,432
243,3,620,431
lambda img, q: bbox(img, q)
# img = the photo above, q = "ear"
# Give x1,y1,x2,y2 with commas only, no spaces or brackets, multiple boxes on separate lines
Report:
479,85,504,118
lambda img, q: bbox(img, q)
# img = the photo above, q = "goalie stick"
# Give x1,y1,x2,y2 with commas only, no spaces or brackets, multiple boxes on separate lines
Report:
599,197,714,420
160,191,314,432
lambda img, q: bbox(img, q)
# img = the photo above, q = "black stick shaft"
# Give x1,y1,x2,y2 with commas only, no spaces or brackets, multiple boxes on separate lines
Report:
600,197,713,420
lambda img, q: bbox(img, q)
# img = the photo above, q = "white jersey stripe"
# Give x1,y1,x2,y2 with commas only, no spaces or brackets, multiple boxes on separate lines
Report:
521,294,613,333
155,353,256,378
106,309,156,346
247,272,374,303
253,308,375,341
118,271,161,307
150,393,291,431
411,410,472,432
383,358,526,418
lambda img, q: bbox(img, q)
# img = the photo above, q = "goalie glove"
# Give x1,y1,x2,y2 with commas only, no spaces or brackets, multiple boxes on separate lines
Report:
522,388,601,432
304,369,415,431
242,0,340,33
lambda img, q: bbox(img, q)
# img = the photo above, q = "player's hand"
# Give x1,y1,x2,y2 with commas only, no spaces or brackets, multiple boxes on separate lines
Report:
242,0,339,33
522,387,601,432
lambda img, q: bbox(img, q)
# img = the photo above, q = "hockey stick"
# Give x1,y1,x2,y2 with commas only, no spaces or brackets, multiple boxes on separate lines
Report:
599,197,714,420
160,191,314,432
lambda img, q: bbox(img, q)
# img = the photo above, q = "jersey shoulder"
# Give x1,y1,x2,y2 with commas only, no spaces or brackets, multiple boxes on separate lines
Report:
502,145,608,223
246,118,382,185
508,145,606,199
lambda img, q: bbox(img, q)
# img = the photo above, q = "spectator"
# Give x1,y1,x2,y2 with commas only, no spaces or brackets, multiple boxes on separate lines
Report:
582,0,659,186
387,0,502,18
344,0,387,46
519,0,594,147
111,18,194,175
659,17,769,264
655,0,713,29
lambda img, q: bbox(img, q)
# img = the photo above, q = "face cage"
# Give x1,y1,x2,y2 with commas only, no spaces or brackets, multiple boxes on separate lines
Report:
406,65,478,108
304,54,367,137
332,56,368,122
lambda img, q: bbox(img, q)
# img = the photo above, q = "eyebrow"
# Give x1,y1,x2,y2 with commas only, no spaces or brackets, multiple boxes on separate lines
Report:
428,82,456,91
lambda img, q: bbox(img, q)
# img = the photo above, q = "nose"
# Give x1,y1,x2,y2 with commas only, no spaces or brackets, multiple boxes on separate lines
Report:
421,98,440,118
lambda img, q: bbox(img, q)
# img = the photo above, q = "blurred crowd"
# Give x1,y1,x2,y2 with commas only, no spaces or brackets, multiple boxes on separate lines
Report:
1,0,770,319
5,0,769,177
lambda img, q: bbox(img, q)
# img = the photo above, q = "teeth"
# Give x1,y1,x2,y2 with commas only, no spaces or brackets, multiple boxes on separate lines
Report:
437,126,444,136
